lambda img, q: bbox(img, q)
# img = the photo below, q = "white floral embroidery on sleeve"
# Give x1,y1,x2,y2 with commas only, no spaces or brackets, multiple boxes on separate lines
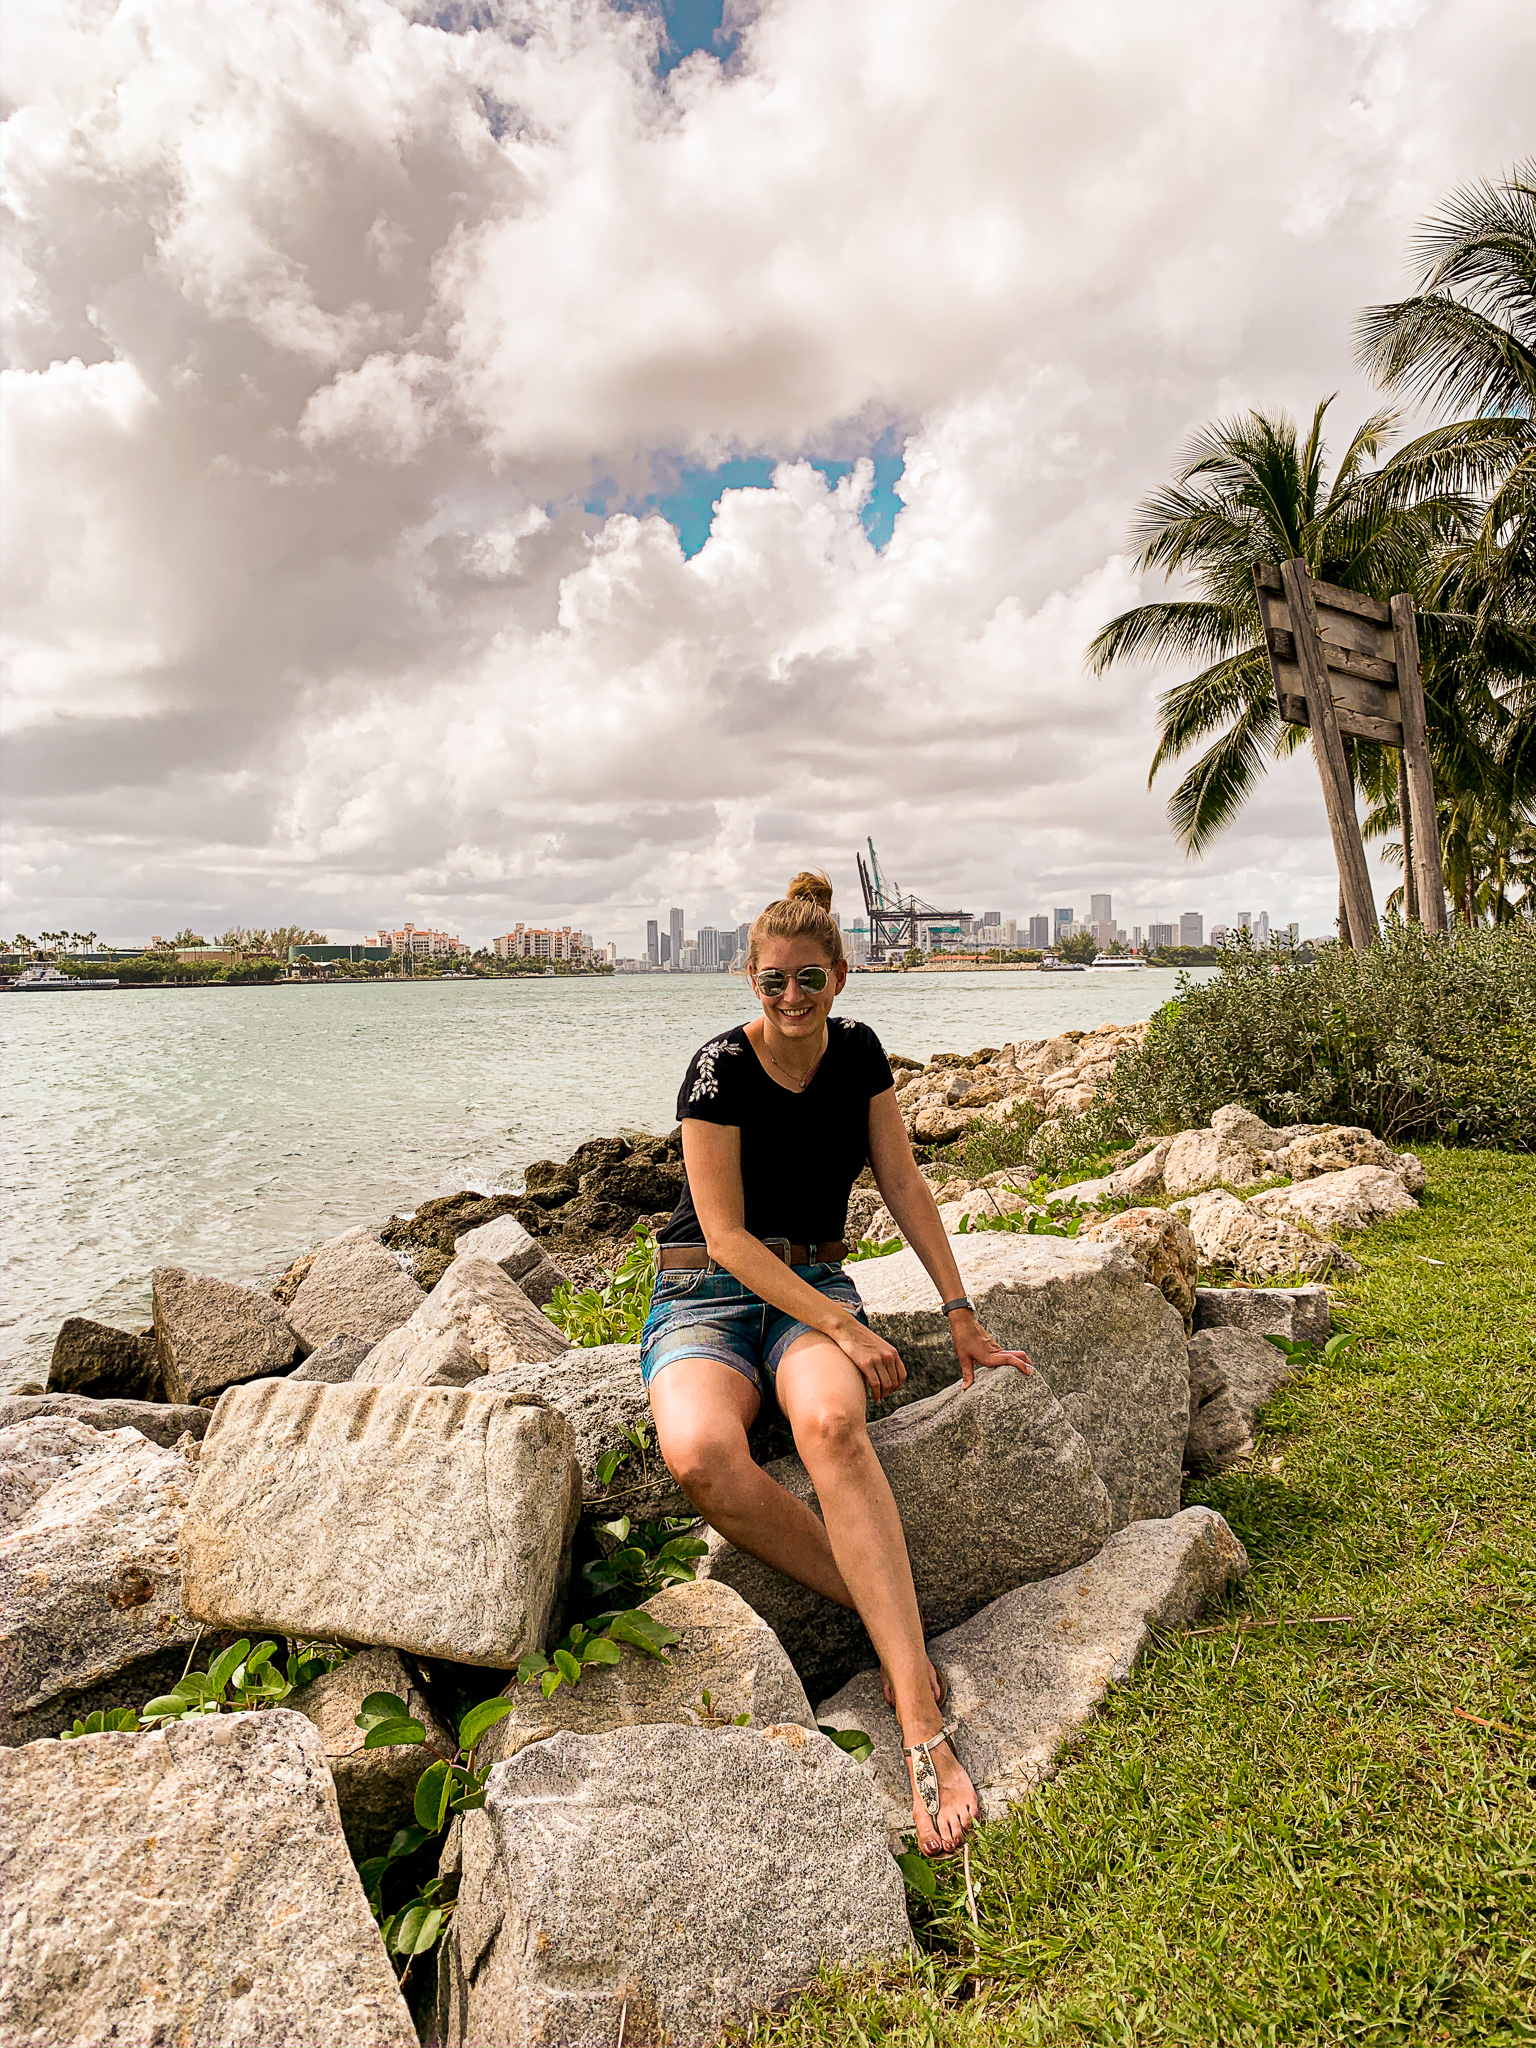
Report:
687,1035,739,1104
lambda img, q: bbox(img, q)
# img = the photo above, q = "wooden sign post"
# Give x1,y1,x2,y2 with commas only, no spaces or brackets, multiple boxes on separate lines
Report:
1254,559,1448,947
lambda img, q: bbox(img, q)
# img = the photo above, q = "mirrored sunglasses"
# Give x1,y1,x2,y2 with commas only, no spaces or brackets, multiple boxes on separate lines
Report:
755,966,830,998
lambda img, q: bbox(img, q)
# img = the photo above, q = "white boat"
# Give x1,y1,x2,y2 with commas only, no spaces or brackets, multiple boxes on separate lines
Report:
10,963,119,990
1091,954,1145,969
1038,955,1085,973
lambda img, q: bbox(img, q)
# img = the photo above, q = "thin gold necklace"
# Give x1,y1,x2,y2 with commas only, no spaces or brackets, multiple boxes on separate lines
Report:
759,1022,827,1092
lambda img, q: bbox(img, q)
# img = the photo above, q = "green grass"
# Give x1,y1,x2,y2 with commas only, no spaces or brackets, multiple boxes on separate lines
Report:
747,1148,1536,2046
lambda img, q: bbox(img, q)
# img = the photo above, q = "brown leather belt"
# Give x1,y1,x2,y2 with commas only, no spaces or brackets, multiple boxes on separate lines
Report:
658,1240,848,1271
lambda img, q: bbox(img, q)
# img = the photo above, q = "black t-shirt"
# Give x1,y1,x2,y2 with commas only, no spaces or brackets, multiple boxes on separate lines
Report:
660,1016,894,1246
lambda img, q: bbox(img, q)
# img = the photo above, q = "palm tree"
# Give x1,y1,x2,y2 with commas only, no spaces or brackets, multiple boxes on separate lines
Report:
1355,161,1535,635
1086,399,1476,854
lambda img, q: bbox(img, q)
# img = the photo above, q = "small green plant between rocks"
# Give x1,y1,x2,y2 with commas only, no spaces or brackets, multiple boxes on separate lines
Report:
545,1225,658,1346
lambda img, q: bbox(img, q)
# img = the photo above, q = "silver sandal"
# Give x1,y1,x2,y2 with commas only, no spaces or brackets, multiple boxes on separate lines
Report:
903,1726,962,1856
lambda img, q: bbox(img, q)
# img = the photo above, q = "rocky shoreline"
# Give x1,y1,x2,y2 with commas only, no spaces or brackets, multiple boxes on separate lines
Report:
1,1020,1430,2045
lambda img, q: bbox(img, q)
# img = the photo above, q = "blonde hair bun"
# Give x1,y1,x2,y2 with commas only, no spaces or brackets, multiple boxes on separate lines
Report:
785,870,834,912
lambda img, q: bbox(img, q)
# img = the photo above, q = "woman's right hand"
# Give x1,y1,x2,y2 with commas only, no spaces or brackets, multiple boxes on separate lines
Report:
833,1317,907,1399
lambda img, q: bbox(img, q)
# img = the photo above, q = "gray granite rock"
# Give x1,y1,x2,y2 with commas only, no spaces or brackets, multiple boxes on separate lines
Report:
816,1507,1249,1840
286,1645,457,1859
181,1379,580,1668
355,1256,568,1388
854,1233,1189,1528
286,1227,425,1352
1187,1326,1304,1440
289,1332,374,1383
699,1363,1110,1700
453,1214,571,1308
1077,1206,1199,1331
1193,1285,1331,1347
47,1317,162,1402
1,1423,201,1746
1160,1125,1272,1199
2,1417,116,1534
1175,1189,1360,1280
0,1391,211,1447
152,1266,304,1405
0,1710,416,2046
436,1723,909,2048
477,1579,815,1770
1184,1338,1254,1473
476,1341,688,1519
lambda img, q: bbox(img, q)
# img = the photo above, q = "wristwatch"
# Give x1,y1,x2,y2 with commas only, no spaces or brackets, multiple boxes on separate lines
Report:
940,1296,974,1317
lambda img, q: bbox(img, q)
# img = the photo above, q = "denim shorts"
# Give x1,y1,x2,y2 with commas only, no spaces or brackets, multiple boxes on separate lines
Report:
639,1252,869,1396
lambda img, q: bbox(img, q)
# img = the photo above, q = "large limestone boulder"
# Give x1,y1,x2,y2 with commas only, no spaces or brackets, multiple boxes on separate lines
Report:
816,1507,1249,1840
1175,1189,1360,1280
1247,1165,1419,1235
699,1365,1110,1700
1077,1206,1199,1331
1187,1326,1306,1441
285,1227,425,1352
855,1233,1190,1529
478,1579,816,1770
1193,1285,1331,1347
436,1723,909,2048
1277,1125,1397,1181
181,1379,580,1668
0,1422,201,1746
355,1256,568,1389
1160,1126,1272,1201
453,1213,571,1308
152,1266,304,1405
287,1645,457,1859
0,1391,212,1447
47,1317,162,1402
477,1342,688,1520
0,1710,416,2047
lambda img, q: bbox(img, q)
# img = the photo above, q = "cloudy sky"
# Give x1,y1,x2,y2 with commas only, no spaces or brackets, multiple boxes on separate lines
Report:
3,0,1533,953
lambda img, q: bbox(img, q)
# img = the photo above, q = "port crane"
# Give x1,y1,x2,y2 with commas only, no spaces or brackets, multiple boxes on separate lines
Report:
855,838,970,963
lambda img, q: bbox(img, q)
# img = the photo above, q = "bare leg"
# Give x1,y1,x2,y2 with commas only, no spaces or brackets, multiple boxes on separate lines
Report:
774,1334,977,1855
648,1356,853,1605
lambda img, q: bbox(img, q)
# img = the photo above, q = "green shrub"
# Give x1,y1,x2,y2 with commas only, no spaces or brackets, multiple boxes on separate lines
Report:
545,1227,657,1345
1106,923,1536,1149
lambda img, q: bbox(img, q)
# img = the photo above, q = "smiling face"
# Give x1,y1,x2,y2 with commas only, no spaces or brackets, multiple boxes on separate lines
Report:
750,934,847,1042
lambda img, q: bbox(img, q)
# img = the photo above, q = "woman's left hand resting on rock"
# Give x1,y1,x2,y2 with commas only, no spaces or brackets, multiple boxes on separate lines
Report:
866,1086,1034,1389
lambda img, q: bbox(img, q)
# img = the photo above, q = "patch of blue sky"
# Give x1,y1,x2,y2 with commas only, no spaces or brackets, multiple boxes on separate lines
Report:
583,436,908,558
610,0,739,76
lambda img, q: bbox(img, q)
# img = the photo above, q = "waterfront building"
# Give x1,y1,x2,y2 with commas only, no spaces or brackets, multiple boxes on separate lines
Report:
668,908,684,973
1092,920,1117,950
719,929,737,965
1179,911,1204,947
1212,924,1232,947
982,910,1000,928
736,922,750,957
1090,893,1112,925
1028,915,1051,949
697,926,720,970
372,923,469,959
846,919,871,965
1237,911,1252,934
679,941,698,971
1054,907,1073,937
492,925,592,964
660,933,671,965
1148,922,1176,949
1004,919,1017,946
1254,911,1270,945
646,919,658,968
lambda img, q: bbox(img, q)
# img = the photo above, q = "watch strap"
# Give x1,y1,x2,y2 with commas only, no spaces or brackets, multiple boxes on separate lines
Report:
940,1296,973,1317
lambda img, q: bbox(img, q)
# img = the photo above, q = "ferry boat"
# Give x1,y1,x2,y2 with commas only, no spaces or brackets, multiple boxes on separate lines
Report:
1038,954,1085,973
10,963,119,990
1091,954,1145,969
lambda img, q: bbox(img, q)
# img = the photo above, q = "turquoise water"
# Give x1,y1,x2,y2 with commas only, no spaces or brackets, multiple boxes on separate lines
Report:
0,968,1200,1382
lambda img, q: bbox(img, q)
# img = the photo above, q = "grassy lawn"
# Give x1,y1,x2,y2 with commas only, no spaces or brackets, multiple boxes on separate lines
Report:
752,1147,1536,2046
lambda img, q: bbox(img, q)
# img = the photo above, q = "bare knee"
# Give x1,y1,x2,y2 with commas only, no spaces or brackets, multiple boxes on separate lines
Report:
792,1400,870,1471
657,1422,753,1511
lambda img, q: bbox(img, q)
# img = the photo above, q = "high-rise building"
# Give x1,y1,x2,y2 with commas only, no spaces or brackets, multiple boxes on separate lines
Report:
1287,921,1299,947
1004,919,1017,945
1054,907,1073,935
679,941,698,971
668,907,684,972
697,926,720,969
1090,893,1112,925
1148,922,1176,949
737,922,751,956
659,933,671,965
1093,921,1117,949
1028,915,1051,949
982,911,1000,928
1179,911,1204,947
1254,911,1270,945
846,919,871,965
1238,911,1252,934
719,928,737,965
645,919,658,968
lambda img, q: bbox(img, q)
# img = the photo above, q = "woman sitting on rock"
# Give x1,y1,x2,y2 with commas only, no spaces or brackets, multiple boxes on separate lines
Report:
642,870,1033,1857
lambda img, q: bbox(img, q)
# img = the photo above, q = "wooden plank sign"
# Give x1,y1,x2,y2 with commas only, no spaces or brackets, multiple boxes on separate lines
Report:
1253,560,1448,940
